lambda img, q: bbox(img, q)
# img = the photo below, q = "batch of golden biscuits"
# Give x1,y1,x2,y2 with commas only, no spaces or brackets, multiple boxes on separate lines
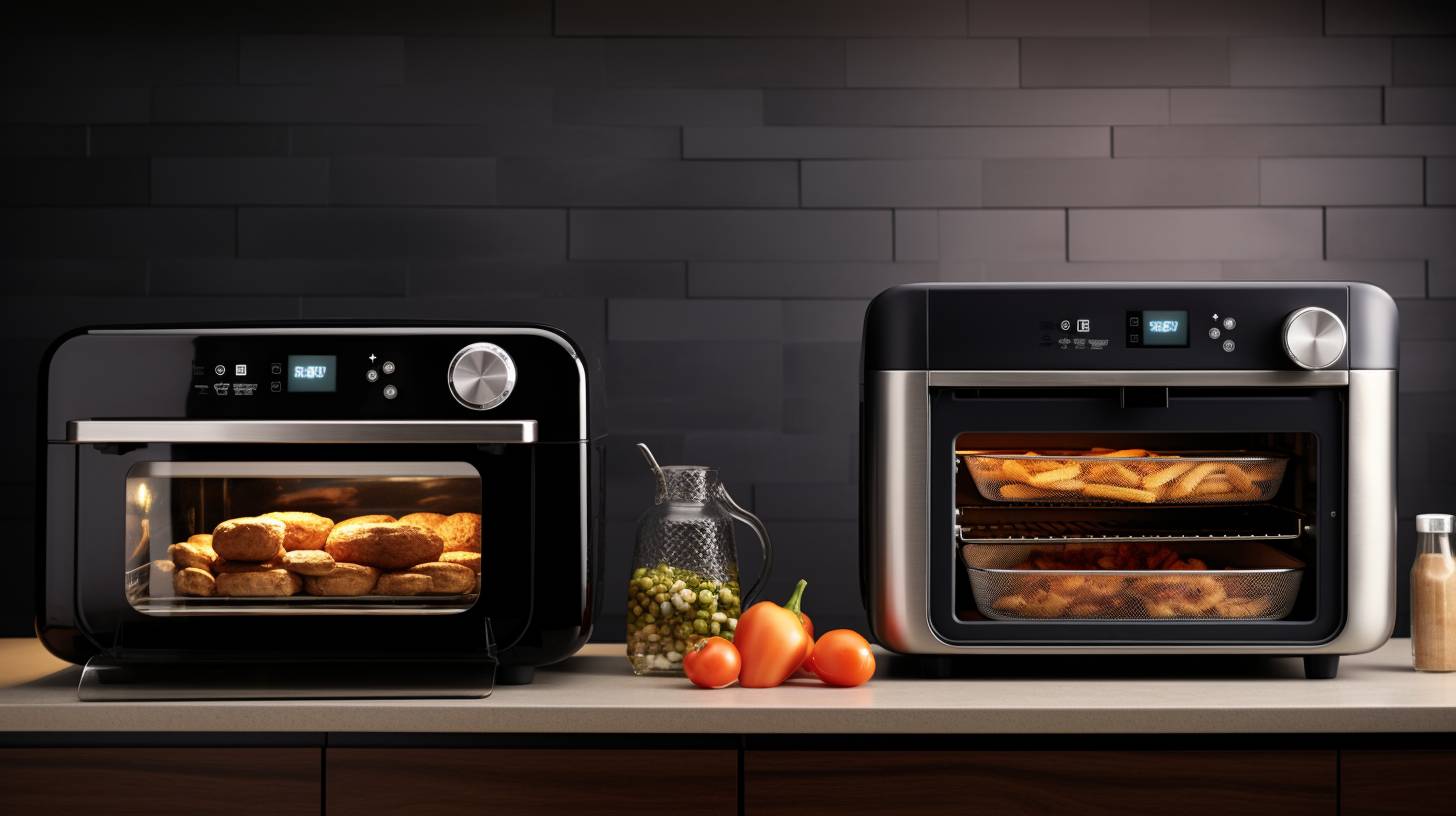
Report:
161,511,482,598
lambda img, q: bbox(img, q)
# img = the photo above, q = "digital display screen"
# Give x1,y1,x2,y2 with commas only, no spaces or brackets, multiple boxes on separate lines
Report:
1139,310,1189,347
287,355,337,392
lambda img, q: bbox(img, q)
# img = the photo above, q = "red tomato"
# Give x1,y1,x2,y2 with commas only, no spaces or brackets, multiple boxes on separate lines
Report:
796,612,816,676
808,630,876,687
683,637,741,689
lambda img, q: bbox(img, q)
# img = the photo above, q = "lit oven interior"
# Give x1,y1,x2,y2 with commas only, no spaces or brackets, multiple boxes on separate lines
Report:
953,433,1317,623
125,462,483,615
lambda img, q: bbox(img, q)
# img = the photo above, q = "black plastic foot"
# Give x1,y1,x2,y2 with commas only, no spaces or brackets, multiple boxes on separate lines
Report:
495,665,536,686
1303,655,1339,679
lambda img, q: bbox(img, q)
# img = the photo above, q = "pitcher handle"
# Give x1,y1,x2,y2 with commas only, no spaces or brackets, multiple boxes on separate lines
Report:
715,483,773,607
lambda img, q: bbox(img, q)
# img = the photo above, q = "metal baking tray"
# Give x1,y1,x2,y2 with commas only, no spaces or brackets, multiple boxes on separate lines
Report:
961,541,1303,621
962,450,1289,506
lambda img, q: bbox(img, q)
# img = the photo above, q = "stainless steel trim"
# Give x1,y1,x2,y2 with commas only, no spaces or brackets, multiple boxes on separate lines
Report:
129,461,481,478
925,370,1351,388
66,419,538,445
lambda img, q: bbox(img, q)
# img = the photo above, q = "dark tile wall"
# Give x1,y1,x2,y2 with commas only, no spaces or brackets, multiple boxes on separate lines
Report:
3,1,1453,641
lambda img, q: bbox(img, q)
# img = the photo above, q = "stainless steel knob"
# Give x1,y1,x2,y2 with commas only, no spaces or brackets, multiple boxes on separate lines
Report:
448,342,516,410
1282,307,1347,370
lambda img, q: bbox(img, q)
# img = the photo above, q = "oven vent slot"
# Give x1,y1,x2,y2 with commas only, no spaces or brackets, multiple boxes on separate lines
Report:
955,506,1304,544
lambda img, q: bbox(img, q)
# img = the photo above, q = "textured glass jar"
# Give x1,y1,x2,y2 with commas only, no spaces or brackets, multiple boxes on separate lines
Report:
627,462,771,676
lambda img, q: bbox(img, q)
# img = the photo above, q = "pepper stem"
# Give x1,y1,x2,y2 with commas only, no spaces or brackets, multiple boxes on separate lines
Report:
783,579,808,617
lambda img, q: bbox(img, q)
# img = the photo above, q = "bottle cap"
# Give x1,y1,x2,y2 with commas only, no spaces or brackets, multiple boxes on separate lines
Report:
1417,514,1454,534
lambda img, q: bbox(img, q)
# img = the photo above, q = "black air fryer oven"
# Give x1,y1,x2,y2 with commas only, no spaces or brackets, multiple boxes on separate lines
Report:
38,324,602,699
862,283,1397,679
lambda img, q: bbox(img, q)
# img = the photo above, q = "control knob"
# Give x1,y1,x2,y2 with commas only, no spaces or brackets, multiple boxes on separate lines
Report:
1281,307,1347,370
448,342,516,410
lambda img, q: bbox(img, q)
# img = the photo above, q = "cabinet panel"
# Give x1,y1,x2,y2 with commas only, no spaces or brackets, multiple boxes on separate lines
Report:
1342,749,1456,816
326,747,737,816
0,747,320,816
744,750,1335,816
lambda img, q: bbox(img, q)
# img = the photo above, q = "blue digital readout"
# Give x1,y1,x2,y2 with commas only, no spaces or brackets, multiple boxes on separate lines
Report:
287,355,337,392
1140,310,1189,347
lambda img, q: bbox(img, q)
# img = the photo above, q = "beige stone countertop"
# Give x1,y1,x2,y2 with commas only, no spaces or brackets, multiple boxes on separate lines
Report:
2,638,1454,734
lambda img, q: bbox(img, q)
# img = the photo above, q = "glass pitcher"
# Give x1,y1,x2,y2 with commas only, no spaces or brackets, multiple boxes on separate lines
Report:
627,443,772,676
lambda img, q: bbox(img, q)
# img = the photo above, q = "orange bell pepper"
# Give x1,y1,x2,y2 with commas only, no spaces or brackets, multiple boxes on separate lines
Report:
735,579,811,688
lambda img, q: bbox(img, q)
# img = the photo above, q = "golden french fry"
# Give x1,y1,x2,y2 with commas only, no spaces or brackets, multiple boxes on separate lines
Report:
999,483,1043,500
1194,476,1232,496
1002,459,1036,484
1105,448,1148,458
1044,479,1086,492
1028,464,1082,486
1143,461,1194,489
1167,462,1220,499
1225,464,1256,493
1083,482,1159,503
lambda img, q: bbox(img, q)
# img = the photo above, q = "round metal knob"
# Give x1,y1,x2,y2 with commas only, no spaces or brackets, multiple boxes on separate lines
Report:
1282,307,1347,370
448,343,516,410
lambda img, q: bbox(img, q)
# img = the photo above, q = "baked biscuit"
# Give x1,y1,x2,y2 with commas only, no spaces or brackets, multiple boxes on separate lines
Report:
215,568,302,597
440,551,481,574
376,572,433,596
438,512,481,553
325,522,444,569
406,561,476,595
168,541,217,571
214,557,283,574
398,512,449,531
173,567,216,597
187,533,213,547
212,516,287,562
334,514,396,530
262,511,334,551
303,563,379,596
282,549,337,576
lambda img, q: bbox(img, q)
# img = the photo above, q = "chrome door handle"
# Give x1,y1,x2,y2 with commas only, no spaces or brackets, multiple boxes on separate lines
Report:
64,419,538,445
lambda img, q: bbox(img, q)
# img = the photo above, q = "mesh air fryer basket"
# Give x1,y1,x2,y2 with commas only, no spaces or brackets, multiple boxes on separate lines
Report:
963,451,1288,506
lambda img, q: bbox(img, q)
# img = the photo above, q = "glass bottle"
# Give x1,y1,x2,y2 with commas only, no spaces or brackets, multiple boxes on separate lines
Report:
627,444,772,676
1412,513,1456,672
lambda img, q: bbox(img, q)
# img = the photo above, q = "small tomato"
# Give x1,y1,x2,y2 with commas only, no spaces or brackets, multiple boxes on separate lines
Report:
683,636,741,689
808,629,876,687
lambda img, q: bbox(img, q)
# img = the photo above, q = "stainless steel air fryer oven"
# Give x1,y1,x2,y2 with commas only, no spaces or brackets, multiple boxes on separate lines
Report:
38,323,601,699
861,283,1396,679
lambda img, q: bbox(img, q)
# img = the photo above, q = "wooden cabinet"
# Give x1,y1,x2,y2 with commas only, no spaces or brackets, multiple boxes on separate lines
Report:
325,747,738,816
1342,749,1456,816
0,747,320,816
743,750,1337,816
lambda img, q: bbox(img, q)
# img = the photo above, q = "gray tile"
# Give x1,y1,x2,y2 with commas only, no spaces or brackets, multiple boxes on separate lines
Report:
608,299,781,342
752,481,857,522
1398,341,1456,392
1393,38,1456,85
1219,260,1429,298
968,0,1148,36
330,158,496,206
570,210,892,261
152,158,330,206
969,260,1222,282
937,210,1067,261
684,126,1109,159
1229,37,1390,86
406,37,844,88
0,261,148,295
1386,88,1456,124
497,159,798,207
230,1,552,36
1432,260,1456,297
555,0,967,36
0,208,235,259
965,90,1168,125
302,296,607,358
688,261,938,298
1149,0,1322,35
983,158,1257,207
1432,159,1456,206
1069,208,1322,261
1261,158,1424,206
90,125,291,157
0,125,87,157
782,341,860,434
846,39,1018,88
1021,37,1229,88
766,89,1168,126
4,35,237,85
239,208,565,260
802,159,981,208
241,36,404,85
1325,0,1456,35
0,296,298,340
894,210,940,261
150,260,407,296
291,125,679,158
605,341,783,432
681,431,854,484
410,262,686,298
153,86,551,124
1397,299,1456,339
782,300,869,342
554,89,761,126
1,88,149,124
1327,208,1456,261
1171,89,1380,124
0,159,149,206
1114,125,1456,157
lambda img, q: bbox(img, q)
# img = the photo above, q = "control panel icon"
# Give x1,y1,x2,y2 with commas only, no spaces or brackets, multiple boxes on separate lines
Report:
1075,319,1091,333
213,365,226,376
235,364,248,376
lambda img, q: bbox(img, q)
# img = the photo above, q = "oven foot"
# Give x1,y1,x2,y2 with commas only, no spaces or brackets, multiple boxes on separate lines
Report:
1303,655,1340,679
495,665,537,685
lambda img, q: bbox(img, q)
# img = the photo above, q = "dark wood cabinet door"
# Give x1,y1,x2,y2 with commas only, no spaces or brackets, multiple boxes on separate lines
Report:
0,747,321,816
744,750,1336,816
326,747,737,816
1342,749,1456,816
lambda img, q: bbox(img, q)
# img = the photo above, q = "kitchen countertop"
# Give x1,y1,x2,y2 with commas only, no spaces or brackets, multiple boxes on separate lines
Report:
1,638,1453,735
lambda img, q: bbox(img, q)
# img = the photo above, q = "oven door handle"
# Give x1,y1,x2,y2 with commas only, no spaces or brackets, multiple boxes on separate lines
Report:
64,419,539,445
